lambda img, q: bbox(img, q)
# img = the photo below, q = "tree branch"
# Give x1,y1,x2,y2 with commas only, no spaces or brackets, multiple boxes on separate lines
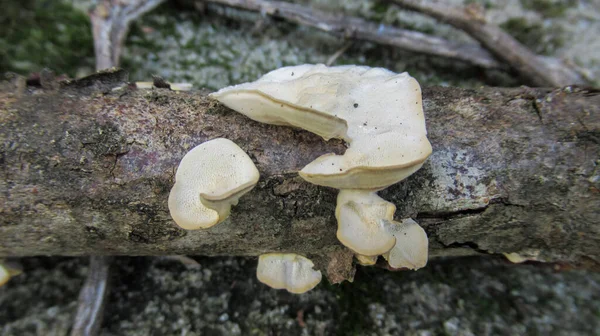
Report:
199,0,503,69
90,0,166,71
389,0,590,87
1,70,599,274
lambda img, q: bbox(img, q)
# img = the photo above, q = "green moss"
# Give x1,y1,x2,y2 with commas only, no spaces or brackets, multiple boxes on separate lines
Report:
500,18,565,55
0,0,94,76
522,0,576,18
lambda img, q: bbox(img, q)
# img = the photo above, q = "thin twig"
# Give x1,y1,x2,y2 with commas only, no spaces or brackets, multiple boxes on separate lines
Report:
326,41,353,66
389,0,589,87
201,0,503,69
71,256,112,336
160,255,202,268
90,0,166,71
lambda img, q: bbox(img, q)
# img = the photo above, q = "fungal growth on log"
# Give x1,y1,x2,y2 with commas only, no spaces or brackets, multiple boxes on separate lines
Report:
168,138,260,230
211,64,432,292
211,64,432,190
335,190,397,256
382,219,429,270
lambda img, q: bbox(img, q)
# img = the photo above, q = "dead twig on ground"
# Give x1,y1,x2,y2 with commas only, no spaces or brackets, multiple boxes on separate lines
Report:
90,0,166,71
389,0,589,87
70,257,112,336
200,0,503,69
326,41,353,66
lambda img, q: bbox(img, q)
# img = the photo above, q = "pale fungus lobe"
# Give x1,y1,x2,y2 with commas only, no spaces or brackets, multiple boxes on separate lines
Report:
0,261,21,287
168,138,259,230
335,190,396,256
256,253,322,294
382,218,429,270
355,254,378,266
0,264,9,287
210,64,432,190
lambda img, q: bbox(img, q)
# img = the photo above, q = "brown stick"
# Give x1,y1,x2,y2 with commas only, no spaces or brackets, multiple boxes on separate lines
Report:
389,0,589,87
90,0,166,71
200,0,502,69
1,70,599,276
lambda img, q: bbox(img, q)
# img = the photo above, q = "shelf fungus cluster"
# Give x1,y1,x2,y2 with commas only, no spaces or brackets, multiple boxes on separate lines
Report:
208,64,432,293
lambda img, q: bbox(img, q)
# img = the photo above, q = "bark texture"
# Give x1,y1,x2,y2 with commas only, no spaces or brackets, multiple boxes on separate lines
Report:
1,70,599,270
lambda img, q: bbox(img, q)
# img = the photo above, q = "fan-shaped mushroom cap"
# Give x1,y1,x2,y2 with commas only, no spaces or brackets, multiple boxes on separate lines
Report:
210,64,432,190
336,190,396,256
256,253,322,294
168,138,260,230
209,64,349,141
382,218,428,270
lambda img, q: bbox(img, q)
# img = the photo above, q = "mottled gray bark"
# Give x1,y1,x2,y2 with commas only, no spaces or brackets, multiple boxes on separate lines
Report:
1,70,598,276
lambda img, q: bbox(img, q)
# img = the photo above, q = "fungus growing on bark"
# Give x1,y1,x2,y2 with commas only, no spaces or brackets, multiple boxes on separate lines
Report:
256,253,322,294
382,219,428,270
168,138,259,230
211,64,431,276
335,190,396,256
503,250,541,263
210,64,432,190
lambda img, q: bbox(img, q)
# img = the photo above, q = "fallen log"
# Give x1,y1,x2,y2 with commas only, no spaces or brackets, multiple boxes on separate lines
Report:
1,69,598,276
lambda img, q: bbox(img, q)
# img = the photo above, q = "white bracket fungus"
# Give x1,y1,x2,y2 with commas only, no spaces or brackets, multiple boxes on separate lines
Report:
211,64,432,281
336,190,396,256
168,138,259,230
382,219,429,270
256,253,322,294
210,64,432,190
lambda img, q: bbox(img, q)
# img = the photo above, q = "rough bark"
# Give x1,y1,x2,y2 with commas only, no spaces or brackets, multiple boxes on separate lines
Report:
1,70,599,270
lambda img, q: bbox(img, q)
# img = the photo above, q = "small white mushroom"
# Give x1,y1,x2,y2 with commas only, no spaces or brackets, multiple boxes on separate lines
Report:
256,253,322,294
503,249,540,263
336,190,396,256
382,218,428,270
168,138,259,230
